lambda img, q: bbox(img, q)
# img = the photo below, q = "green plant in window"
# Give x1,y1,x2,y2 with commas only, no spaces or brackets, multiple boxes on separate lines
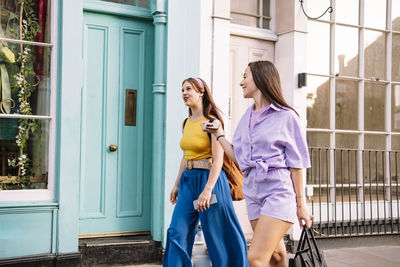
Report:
12,0,40,180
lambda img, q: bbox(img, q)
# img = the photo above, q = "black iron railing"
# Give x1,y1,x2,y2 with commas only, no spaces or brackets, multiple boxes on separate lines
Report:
307,148,400,237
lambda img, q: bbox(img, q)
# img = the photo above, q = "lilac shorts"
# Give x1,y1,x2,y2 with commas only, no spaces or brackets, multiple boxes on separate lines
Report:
243,168,297,223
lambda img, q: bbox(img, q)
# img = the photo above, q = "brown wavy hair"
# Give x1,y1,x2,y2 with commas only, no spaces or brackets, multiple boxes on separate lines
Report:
182,78,225,128
248,60,298,116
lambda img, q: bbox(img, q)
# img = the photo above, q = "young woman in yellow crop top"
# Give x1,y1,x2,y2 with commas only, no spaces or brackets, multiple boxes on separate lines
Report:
163,78,249,267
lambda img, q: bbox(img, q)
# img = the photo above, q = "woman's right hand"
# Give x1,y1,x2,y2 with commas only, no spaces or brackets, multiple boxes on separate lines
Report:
170,184,179,204
201,119,223,136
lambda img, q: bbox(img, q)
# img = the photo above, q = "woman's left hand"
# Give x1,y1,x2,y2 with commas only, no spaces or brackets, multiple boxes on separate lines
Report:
201,119,223,136
197,187,212,212
297,206,314,229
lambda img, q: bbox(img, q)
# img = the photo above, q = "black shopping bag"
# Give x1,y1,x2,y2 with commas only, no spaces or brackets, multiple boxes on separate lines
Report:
289,226,328,267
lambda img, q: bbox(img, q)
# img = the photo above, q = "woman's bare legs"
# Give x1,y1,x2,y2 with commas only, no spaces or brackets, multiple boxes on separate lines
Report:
248,215,291,267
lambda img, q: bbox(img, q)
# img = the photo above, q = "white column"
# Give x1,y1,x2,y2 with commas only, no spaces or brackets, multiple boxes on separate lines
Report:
275,0,308,241
211,0,231,134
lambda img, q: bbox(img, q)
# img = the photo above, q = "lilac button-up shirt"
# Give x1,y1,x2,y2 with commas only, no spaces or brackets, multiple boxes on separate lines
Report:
232,103,311,185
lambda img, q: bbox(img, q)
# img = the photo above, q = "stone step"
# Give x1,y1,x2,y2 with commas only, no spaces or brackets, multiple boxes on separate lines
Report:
79,235,162,266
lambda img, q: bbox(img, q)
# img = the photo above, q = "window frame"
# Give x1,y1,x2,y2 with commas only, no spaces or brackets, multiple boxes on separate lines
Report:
305,0,400,202
230,0,275,32
0,0,58,202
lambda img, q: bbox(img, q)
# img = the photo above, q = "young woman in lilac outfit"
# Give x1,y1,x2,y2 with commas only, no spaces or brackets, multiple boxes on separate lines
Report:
202,61,314,267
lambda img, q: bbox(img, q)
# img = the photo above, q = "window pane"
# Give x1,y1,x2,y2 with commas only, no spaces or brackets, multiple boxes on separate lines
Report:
336,133,358,149
336,0,359,25
263,0,270,17
393,0,400,31
308,147,330,186
101,0,135,5
364,0,387,29
364,30,386,80
334,149,358,185
0,1,51,43
262,19,270,29
365,134,386,150
392,34,400,82
231,14,258,28
307,21,330,75
392,135,400,150
0,43,51,116
307,132,330,147
307,76,330,129
364,82,386,131
336,80,358,130
0,120,49,190
306,0,331,21
335,26,359,77
393,85,400,132
231,0,258,15
137,0,148,8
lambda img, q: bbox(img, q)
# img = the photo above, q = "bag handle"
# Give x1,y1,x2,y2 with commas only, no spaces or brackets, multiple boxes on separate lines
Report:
308,225,324,263
303,227,316,265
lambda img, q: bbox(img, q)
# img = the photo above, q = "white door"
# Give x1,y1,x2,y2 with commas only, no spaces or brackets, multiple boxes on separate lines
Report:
229,36,274,140
229,35,274,240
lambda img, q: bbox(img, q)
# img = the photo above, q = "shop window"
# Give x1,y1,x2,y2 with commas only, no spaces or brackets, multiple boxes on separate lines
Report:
230,0,271,30
0,0,54,191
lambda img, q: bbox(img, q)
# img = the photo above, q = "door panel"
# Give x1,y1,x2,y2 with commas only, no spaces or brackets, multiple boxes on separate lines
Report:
117,29,144,217
80,25,108,219
229,35,274,139
80,12,153,235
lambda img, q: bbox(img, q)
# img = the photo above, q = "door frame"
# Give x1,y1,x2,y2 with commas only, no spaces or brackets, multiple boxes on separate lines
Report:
79,2,156,238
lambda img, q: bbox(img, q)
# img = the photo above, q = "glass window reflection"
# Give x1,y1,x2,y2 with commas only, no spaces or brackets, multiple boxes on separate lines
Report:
393,85,400,132
365,134,386,150
307,21,330,75
336,79,358,130
335,26,359,77
364,82,386,131
393,0,400,31
336,133,359,149
364,0,386,29
336,0,358,25
306,0,331,21
307,75,330,129
392,34,400,82
364,30,386,80
0,0,51,42
392,135,400,150
101,0,148,8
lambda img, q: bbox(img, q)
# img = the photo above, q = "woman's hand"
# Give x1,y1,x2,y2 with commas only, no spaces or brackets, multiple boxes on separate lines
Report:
170,184,179,204
196,186,212,212
297,205,314,229
201,119,224,137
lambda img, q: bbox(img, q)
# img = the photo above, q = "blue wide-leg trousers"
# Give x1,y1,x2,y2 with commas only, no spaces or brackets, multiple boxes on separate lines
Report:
163,168,249,267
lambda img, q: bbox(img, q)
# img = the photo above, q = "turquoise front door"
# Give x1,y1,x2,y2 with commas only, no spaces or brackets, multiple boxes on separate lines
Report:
79,11,154,236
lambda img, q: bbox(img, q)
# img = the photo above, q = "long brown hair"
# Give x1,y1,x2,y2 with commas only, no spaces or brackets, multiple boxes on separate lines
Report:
182,77,225,128
248,60,298,116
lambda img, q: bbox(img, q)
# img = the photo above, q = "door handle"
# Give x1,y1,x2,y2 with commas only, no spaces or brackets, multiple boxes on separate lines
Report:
109,144,118,152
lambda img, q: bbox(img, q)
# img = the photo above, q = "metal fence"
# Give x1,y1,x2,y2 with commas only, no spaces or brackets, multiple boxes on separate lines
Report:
307,148,400,237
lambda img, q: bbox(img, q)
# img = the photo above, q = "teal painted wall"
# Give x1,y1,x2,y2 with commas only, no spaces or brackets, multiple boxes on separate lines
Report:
0,204,57,258
0,0,168,259
57,0,84,254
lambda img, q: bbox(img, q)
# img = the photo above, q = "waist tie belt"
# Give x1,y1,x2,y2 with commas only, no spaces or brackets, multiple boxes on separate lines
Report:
242,158,287,177
185,158,213,170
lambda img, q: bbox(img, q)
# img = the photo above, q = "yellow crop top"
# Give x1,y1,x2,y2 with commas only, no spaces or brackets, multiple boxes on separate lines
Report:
180,117,212,160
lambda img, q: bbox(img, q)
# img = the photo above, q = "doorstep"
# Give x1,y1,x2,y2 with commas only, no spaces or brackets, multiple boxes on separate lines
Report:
79,235,162,266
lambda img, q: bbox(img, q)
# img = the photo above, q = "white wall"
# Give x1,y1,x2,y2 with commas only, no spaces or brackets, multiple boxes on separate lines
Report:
164,0,215,245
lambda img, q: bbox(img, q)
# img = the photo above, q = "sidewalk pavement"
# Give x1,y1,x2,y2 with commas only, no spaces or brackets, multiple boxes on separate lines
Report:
122,244,400,267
